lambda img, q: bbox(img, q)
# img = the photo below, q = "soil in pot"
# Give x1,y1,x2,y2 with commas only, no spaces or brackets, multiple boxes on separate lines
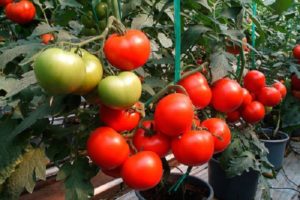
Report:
135,173,213,200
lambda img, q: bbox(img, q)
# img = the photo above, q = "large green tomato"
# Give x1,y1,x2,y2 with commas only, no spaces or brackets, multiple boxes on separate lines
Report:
71,49,103,95
97,72,142,109
34,48,86,94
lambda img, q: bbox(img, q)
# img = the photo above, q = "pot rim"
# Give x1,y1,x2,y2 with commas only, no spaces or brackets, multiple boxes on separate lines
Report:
259,131,290,143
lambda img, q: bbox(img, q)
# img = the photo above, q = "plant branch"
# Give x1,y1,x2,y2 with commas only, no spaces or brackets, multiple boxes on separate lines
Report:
112,0,121,21
238,48,246,84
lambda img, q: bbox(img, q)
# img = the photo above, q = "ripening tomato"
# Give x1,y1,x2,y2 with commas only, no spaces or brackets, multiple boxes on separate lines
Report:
292,90,300,100
102,166,121,178
293,45,300,59
133,121,170,157
226,110,241,123
211,78,243,113
241,88,252,108
41,33,54,44
121,151,163,190
171,130,214,166
104,30,151,70
291,74,300,91
5,1,36,24
99,105,140,132
178,72,212,109
241,101,265,123
201,118,231,153
257,87,282,107
87,127,129,170
154,93,194,137
226,37,248,55
273,81,287,99
243,70,266,93
0,0,12,7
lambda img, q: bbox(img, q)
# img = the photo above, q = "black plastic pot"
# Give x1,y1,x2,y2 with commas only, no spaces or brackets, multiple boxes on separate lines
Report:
208,158,259,200
260,129,289,170
135,173,214,200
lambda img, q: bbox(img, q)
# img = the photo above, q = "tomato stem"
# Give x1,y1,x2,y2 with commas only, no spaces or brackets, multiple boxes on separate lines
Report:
111,0,121,21
238,46,246,84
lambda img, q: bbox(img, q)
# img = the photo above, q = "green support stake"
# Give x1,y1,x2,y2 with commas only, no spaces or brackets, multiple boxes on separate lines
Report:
174,0,181,83
251,2,257,69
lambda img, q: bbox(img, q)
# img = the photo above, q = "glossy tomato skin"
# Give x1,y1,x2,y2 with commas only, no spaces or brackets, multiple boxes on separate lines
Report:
99,105,140,132
226,110,241,123
97,71,142,109
291,74,300,91
5,1,36,24
0,0,12,7
171,130,214,166
241,88,252,108
121,151,163,190
133,121,170,157
211,78,243,113
178,72,212,109
34,48,86,94
201,118,231,153
293,45,300,59
243,70,266,93
257,87,282,107
87,127,129,170
154,93,194,137
273,82,287,98
104,30,151,70
241,101,265,123
41,33,54,44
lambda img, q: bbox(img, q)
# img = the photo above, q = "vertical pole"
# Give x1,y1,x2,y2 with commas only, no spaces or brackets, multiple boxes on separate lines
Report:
251,2,257,69
174,0,181,82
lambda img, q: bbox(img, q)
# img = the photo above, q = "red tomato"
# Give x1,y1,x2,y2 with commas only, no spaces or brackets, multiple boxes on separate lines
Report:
87,127,129,169
243,70,266,93
291,74,300,91
196,59,203,65
293,45,300,59
226,110,241,123
154,93,194,137
241,88,252,108
99,105,140,132
5,1,36,24
201,118,231,153
272,81,287,99
211,78,243,113
172,130,214,166
41,33,54,45
0,0,12,7
292,90,300,100
241,101,265,123
226,37,248,55
133,121,170,157
121,151,163,190
178,72,212,109
193,116,201,127
104,30,151,70
257,87,282,107
102,166,121,178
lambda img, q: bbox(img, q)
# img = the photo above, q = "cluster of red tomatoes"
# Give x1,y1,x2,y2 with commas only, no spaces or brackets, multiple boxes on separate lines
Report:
292,45,300,100
226,70,286,123
1,0,36,24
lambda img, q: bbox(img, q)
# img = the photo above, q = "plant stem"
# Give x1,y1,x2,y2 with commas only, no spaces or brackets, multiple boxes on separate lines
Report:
273,109,281,138
238,48,246,84
112,0,121,21
38,4,49,25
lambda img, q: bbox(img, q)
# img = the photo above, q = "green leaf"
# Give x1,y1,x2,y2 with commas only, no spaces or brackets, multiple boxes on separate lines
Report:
157,33,172,48
209,50,232,82
226,151,257,177
195,0,211,12
221,7,243,20
29,23,60,38
131,14,154,29
57,158,98,200
1,147,47,200
58,0,82,9
271,0,293,14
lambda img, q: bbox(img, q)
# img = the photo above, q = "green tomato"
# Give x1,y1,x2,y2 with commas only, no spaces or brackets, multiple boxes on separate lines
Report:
81,27,97,36
34,48,86,94
97,72,142,109
98,19,107,30
80,15,94,28
95,2,108,19
71,48,103,95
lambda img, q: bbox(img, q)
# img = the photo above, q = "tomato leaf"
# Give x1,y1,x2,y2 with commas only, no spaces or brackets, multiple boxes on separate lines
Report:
58,0,82,9
157,33,172,48
131,14,154,29
210,50,232,82
29,23,60,38
56,157,98,200
270,0,293,14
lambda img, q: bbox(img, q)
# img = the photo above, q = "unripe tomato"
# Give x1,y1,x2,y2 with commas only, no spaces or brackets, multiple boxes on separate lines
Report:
34,48,86,94
243,70,266,93
171,130,214,166
241,101,265,123
178,72,212,109
121,151,163,190
154,93,194,137
0,0,12,7
104,30,151,70
257,87,282,107
95,2,108,19
226,110,241,123
211,78,243,113
133,121,170,157
41,33,54,45
293,45,300,59
5,1,36,24
291,74,300,91
97,71,142,109
99,105,140,132
241,88,252,108
87,127,130,170
272,81,287,99
201,118,231,153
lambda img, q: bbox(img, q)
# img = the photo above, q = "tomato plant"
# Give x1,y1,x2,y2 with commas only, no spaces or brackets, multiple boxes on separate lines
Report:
5,0,36,24
243,70,266,93
291,74,300,91
241,88,253,108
